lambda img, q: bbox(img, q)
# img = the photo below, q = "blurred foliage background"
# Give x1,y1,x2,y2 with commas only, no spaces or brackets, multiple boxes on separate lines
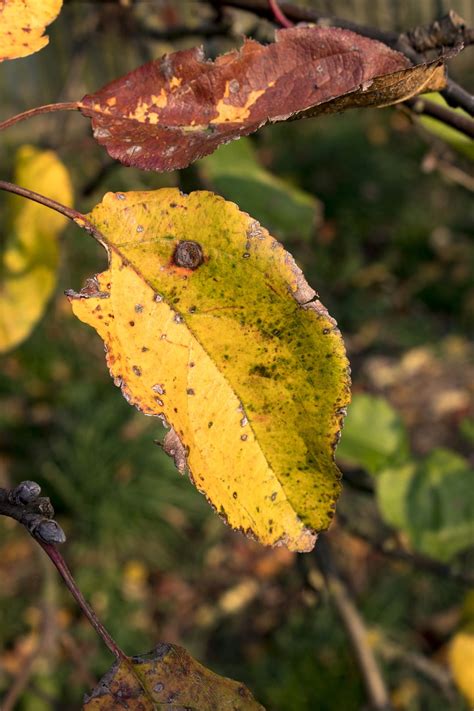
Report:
0,1,473,709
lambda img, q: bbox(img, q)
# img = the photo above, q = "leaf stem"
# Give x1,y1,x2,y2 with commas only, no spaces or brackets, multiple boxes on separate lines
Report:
39,541,128,662
0,101,80,133
0,180,102,242
268,0,293,28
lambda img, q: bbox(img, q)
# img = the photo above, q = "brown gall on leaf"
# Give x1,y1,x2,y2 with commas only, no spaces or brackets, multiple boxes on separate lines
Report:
83,642,265,710
78,25,451,172
172,239,204,270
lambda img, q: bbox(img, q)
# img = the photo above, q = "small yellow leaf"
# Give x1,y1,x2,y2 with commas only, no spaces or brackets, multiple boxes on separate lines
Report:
449,630,474,705
0,0,63,62
0,145,73,352
68,189,350,552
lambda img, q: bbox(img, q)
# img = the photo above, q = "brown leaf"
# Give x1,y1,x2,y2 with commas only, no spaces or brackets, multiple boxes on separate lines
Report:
83,643,265,710
78,26,448,172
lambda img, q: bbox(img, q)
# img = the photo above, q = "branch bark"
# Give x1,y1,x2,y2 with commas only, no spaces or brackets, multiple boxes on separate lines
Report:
314,537,394,711
404,96,474,139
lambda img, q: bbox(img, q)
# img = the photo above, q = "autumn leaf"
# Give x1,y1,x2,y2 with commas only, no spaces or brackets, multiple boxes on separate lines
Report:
0,145,73,352
0,0,63,62
448,630,474,705
67,189,350,552
83,642,264,710
78,26,448,172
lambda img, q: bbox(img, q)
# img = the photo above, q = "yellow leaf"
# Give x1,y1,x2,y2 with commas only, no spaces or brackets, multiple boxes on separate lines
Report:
83,643,264,710
449,630,474,705
68,190,350,552
0,0,63,62
0,145,73,352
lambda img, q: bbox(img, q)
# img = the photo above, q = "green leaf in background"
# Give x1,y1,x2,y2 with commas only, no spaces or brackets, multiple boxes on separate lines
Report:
337,394,409,475
198,138,321,241
377,448,474,562
417,93,474,161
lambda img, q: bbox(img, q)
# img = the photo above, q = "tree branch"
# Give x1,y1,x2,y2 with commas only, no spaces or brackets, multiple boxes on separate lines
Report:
0,481,127,663
0,482,65,545
404,96,474,139
336,514,474,587
313,536,394,711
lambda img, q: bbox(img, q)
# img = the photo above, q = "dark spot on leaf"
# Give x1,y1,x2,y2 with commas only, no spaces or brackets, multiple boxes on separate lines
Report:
129,320,135,327
249,364,272,378
132,365,142,376
172,240,204,270
186,388,195,395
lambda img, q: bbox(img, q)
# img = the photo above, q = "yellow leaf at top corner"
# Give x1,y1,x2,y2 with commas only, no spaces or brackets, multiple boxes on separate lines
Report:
0,145,73,352
0,0,63,62
68,189,351,552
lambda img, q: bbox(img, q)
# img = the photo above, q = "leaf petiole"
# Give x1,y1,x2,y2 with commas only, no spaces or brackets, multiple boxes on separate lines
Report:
0,180,103,241
0,101,80,133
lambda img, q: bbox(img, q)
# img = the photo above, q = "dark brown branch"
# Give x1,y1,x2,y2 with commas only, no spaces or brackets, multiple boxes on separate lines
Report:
400,10,474,53
441,82,474,116
314,537,394,711
0,483,65,545
404,96,474,139
140,21,232,41
0,482,128,663
213,0,397,45
0,101,79,133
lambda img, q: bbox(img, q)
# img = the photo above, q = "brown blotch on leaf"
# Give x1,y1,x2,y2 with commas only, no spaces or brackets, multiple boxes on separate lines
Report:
172,240,204,270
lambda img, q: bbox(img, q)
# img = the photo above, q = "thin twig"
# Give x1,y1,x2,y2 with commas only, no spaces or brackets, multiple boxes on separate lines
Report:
421,152,474,192
38,542,127,662
0,482,128,663
268,0,293,28
337,515,474,586
441,82,474,116
373,632,456,702
314,537,394,711
214,0,397,44
0,102,79,133
140,21,232,41
0,181,101,242
404,97,474,139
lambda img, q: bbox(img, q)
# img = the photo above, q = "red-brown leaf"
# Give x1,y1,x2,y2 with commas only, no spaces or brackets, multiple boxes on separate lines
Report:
78,26,445,172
